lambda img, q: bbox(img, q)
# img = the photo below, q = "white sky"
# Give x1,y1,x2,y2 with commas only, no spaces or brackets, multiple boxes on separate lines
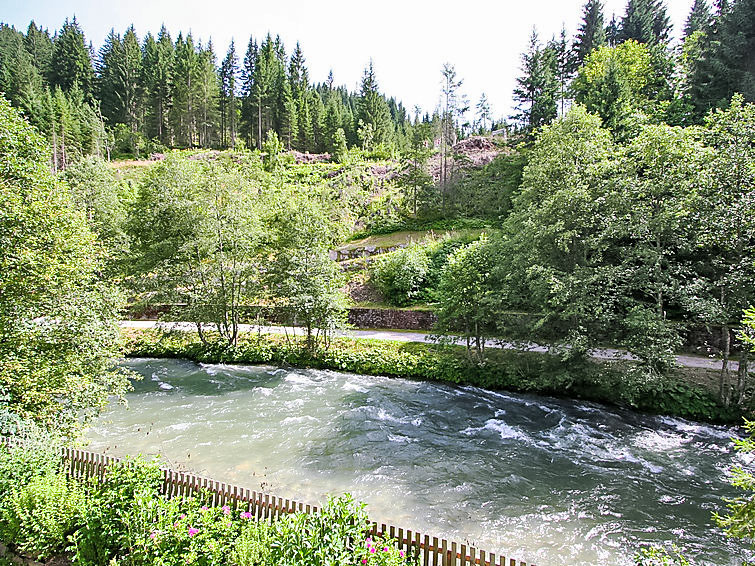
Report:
1,0,694,120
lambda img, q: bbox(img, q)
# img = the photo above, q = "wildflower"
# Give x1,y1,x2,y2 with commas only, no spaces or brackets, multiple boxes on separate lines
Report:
365,537,372,544
149,530,159,539
399,551,405,558
188,527,199,537
361,560,367,564
240,511,253,519
221,505,231,515
370,548,376,554
200,506,209,512
383,547,389,552
180,513,187,519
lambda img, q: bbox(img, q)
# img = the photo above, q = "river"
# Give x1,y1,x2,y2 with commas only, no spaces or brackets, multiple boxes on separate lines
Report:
85,358,752,565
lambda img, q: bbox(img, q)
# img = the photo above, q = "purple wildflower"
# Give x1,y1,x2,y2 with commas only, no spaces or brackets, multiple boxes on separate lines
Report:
188,527,199,537
221,505,231,515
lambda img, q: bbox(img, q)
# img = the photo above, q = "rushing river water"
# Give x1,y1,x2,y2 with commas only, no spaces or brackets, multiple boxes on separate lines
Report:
86,358,751,565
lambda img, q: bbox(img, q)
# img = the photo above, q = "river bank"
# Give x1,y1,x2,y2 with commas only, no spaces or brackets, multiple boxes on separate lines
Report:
123,328,740,423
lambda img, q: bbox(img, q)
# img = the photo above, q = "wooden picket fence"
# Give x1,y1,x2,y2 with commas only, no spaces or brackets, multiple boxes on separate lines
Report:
36,444,536,566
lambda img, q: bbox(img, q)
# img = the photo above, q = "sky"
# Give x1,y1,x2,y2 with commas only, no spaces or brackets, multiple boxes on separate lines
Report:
1,0,695,120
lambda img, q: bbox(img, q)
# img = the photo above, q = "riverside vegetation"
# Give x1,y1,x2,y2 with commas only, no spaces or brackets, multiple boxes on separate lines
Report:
1,0,755,563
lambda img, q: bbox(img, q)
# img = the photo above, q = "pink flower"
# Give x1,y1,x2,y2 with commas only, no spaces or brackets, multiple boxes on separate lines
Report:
173,521,180,528
240,511,253,519
200,506,209,512
188,527,199,537
399,551,405,557
361,560,367,564
365,537,372,544
383,547,389,552
221,505,231,515
179,513,187,519
149,530,158,539
370,548,376,554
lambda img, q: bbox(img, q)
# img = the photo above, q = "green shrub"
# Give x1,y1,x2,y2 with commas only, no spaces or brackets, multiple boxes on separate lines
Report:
135,497,240,566
232,519,273,566
270,494,369,566
1,472,85,560
370,244,431,306
71,456,163,565
356,534,412,566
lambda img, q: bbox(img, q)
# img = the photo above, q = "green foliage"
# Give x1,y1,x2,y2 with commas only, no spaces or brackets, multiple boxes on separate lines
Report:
635,545,689,566
71,456,163,565
269,494,368,566
1,472,85,560
262,130,284,172
435,236,497,359
0,96,128,434
370,244,431,306
232,519,273,566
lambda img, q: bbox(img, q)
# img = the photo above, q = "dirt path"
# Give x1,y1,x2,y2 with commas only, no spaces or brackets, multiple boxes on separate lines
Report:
120,321,734,371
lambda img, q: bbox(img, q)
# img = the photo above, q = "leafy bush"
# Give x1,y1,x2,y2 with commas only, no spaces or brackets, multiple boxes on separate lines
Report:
71,456,163,565
356,534,410,566
134,497,240,566
232,519,273,566
1,472,85,560
270,494,368,566
370,245,431,306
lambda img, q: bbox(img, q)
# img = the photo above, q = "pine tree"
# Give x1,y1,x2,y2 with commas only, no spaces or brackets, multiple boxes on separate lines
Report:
573,0,606,70
220,40,239,147
50,17,95,98
475,92,492,132
142,26,174,145
684,0,713,36
606,14,620,46
357,60,394,148
690,0,755,113
24,21,53,79
239,36,257,148
288,41,309,101
195,39,220,147
0,25,45,122
512,29,558,131
554,26,572,114
97,26,143,140
279,79,298,150
619,0,671,45
171,32,199,146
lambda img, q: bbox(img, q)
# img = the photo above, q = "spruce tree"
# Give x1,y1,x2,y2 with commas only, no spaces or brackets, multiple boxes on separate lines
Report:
142,26,174,145
220,40,239,147
606,14,620,46
357,60,394,148
239,36,257,148
684,0,713,37
195,39,220,147
690,0,755,113
573,0,606,70
50,17,95,98
512,29,558,131
24,21,53,79
619,0,671,45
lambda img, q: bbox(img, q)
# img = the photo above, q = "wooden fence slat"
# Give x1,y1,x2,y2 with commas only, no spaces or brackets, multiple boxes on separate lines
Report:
0,442,534,566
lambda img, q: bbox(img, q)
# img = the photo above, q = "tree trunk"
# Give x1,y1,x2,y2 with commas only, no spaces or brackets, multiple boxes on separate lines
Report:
720,323,731,406
738,349,749,407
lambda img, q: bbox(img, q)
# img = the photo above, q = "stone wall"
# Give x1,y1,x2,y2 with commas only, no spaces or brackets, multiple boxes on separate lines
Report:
348,308,436,330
